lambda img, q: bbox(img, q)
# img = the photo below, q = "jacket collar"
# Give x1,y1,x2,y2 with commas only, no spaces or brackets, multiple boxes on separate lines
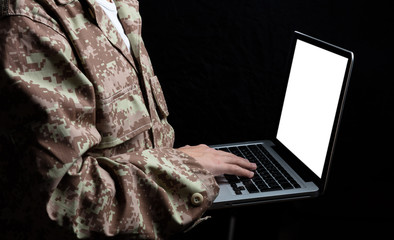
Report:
54,0,139,73
89,0,139,72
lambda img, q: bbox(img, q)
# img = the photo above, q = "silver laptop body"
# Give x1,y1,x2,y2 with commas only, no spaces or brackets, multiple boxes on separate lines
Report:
211,31,354,209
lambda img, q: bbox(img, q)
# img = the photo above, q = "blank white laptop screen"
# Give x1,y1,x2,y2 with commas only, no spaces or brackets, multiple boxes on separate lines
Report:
276,39,348,178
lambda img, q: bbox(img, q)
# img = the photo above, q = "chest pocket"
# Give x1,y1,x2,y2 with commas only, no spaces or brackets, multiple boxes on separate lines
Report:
95,85,151,149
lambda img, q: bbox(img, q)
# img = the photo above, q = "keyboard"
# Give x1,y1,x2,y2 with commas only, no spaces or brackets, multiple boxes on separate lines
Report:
216,144,301,195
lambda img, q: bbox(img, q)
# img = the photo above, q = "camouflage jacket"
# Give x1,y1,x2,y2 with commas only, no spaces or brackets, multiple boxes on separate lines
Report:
0,0,219,239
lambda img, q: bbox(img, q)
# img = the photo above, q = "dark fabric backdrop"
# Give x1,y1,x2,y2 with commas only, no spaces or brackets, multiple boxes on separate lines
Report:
139,0,394,239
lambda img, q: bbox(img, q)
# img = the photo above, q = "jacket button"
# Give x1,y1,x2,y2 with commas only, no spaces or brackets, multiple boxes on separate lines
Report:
191,193,204,207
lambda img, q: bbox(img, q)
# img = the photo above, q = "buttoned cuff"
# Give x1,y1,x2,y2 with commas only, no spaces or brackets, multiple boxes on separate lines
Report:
174,149,220,207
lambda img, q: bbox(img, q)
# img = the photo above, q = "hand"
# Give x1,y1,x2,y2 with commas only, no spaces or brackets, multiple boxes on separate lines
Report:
178,144,257,178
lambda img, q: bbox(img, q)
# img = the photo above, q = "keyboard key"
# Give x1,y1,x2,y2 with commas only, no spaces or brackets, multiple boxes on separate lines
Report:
264,185,282,192
229,147,242,157
224,174,240,183
219,144,302,195
256,181,269,191
234,189,242,195
243,180,259,193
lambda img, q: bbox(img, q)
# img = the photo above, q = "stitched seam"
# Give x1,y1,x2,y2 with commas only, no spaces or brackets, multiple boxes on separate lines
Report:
3,13,67,40
99,85,137,104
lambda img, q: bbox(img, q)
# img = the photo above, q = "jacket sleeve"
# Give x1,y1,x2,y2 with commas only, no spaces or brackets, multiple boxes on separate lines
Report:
0,14,219,240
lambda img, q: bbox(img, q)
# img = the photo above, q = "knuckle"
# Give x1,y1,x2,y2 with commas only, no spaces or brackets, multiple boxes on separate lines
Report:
198,144,209,149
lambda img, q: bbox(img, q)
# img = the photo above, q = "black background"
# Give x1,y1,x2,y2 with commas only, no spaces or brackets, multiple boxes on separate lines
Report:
139,0,393,239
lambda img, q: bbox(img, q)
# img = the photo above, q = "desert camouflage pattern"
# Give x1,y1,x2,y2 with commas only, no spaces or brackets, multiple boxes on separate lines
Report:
0,0,219,238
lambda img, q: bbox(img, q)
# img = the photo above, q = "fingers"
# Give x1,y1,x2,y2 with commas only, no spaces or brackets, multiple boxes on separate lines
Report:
222,163,255,178
213,149,257,178
178,144,257,178
219,150,256,170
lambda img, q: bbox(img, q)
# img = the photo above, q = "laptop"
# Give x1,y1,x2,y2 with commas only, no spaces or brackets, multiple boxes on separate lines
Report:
210,31,354,209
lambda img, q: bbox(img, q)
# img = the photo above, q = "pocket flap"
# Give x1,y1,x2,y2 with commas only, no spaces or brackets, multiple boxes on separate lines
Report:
95,85,151,149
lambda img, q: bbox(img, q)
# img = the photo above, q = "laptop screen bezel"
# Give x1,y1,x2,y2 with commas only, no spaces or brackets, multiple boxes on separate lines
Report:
274,31,354,194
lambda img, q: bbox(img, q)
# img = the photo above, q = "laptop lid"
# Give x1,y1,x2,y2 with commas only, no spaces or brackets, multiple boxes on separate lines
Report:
275,31,354,194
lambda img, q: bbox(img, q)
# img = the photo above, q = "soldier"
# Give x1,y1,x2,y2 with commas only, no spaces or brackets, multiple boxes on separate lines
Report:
0,0,256,239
